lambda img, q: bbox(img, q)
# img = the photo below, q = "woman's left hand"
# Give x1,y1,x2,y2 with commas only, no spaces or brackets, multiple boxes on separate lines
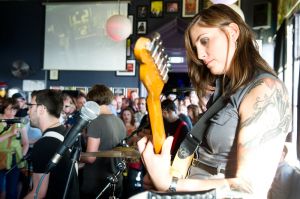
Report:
137,136,174,191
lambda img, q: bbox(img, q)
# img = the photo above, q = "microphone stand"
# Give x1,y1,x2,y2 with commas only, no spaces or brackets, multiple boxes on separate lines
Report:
116,120,149,147
62,136,81,199
5,152,31,175
95,160,126,199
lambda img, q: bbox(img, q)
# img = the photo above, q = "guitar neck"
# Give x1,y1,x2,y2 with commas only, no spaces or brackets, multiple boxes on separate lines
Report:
147,93,165,154
134,33,169,154
139,62,166,154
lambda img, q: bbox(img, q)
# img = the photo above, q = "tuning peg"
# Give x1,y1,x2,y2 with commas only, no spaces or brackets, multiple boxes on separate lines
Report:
148,32,161,52
157,53,165,71
151,41,162,59
154,48,164,65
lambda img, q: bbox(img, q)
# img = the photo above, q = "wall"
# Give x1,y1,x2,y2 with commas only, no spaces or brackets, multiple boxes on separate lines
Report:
0,2,140,92
0,0,278,94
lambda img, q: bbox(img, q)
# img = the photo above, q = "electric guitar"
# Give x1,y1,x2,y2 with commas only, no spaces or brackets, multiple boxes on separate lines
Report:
134,33,192,179
134,32,169,154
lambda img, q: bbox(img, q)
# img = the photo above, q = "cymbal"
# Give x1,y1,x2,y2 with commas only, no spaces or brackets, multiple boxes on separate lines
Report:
81,147,140,159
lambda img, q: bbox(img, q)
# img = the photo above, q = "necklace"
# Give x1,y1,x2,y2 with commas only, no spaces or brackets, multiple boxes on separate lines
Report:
47,121,60,129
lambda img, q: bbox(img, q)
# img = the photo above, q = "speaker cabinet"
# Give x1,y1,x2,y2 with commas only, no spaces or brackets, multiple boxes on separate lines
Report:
253,2,271,29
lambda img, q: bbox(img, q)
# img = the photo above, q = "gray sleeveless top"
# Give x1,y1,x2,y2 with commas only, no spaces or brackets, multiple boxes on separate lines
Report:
189,72,277,179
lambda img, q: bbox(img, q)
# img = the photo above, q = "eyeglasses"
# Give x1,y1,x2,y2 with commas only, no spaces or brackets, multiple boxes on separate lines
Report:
26,103,41,108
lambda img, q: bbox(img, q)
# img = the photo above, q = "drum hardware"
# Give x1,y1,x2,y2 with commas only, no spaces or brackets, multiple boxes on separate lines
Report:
80,147,140,159
95,160,127,199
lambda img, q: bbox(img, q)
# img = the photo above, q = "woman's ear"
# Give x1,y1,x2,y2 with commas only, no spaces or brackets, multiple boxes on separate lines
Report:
228,23,240,42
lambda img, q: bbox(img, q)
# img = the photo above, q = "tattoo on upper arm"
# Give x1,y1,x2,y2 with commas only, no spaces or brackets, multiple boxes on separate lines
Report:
240,79,291,147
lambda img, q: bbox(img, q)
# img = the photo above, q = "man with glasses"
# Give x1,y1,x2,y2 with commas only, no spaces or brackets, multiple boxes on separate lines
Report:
24,89,79,199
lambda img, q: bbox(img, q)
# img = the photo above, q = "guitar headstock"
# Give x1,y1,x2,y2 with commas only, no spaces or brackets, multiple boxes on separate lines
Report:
134,33,170,154
134,32,170,97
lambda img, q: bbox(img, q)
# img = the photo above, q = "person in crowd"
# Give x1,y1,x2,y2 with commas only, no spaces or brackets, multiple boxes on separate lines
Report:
24,89,79,199
60,92,77,127
178,100,188,116
189,90,199,106
134,97,147,127
137,4,291,198
161,99,189,160
183,95,191,107
120,107,137,137
12,92,28,118
129,90,139,103
187,104,201,125
177,101,193,131
80,84,126,199
75,91,86,111
121,97,130,111
113,95,123,116
11,92,38,198
129,91,139,113
0,98,29,199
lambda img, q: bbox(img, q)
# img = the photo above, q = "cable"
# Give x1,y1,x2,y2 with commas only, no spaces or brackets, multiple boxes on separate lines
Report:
34,173,47,199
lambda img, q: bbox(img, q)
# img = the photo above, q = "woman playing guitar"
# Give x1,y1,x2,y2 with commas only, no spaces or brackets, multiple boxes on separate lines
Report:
136,4,291,199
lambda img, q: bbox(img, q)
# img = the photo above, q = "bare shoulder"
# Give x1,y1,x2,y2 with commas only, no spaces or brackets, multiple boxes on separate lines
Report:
239,77,291,143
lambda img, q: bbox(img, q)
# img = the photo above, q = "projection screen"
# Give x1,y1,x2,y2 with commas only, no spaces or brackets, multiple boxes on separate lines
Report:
43,2,129,71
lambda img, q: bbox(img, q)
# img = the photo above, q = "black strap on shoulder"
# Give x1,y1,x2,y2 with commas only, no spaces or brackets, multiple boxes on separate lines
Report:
177,95,227,158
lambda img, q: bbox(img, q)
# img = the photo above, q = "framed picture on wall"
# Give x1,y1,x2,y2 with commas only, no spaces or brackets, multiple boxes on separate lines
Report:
165,2,179,13
137,21,147,35
126,88,139,98
113,87,126,97
182,0,199,17
150,1,163,17
137,5,148,19
116,60,136,76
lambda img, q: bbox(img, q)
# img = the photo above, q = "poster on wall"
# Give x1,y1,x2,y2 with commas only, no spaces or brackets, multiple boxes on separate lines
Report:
23,80,46,92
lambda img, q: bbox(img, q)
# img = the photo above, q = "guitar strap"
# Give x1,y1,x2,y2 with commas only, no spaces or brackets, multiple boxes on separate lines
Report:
171,94,227,178
179,94,226,158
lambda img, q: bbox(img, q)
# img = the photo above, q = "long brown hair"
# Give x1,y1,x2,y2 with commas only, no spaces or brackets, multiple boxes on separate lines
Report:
184,4,276,108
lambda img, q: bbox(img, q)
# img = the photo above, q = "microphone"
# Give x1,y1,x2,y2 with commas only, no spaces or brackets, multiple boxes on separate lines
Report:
0,117,29,125
46,101,100,173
